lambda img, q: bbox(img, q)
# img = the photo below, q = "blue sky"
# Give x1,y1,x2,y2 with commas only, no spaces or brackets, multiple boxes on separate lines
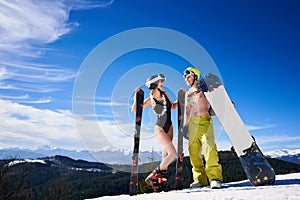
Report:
0,0,299,156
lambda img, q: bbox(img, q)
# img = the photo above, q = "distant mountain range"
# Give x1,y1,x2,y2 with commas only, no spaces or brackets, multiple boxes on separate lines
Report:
0,146,299,165
0,145,162,165
265,149,300,164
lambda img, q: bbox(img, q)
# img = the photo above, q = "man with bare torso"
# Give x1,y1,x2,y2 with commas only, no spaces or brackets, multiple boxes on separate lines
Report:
183,67,223,189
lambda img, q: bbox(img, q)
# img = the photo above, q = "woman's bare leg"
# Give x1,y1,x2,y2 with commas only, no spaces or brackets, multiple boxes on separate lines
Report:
154,125,176,170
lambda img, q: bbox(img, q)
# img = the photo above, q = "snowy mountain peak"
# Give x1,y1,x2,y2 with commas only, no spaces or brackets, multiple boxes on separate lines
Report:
38,145,59,150
1,147,299,165
265,149,300,157
265,149,300,164
98,145,116,152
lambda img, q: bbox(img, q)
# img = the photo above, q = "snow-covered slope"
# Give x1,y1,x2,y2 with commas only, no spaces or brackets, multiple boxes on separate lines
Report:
89,173,300,200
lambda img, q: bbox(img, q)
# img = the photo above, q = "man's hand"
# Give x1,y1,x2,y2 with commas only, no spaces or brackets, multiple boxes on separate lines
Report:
183,125,189,140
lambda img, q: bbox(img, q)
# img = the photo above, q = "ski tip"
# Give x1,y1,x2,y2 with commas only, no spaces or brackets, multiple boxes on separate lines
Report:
136,87,141,92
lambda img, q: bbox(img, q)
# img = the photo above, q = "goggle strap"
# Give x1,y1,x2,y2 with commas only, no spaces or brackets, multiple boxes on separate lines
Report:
146,75,165,85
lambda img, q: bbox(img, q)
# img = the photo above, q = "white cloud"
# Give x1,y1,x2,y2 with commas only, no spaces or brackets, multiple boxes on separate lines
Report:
74,117,159,152
1,98,295,155
0,64,75,94
0,66,8,79
0,99,159,152
0,94,29,100
0,94,52,104
0,0,73,57
0,0,113,57
257,135,300,144
254,134,300,152
0,99,81,149
18,96,52,104
246,124,275,131
0,0,112,98
96,100,128,107
10,67,75,82
0,82,17,90
70,0,114,10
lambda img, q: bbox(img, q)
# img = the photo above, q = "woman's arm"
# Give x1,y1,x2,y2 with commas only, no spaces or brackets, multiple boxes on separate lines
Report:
131,93,150,113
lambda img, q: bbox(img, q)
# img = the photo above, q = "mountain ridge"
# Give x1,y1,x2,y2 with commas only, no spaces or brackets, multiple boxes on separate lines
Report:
265,149,300,164
1,146,299,164
0,146,161,164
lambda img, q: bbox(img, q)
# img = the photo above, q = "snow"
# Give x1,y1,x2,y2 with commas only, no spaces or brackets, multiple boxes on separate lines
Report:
89,173,300,200
265,149,300,158
7,159,46,167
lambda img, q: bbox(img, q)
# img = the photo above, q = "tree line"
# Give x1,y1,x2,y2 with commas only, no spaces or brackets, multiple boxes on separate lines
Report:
0,152,299,199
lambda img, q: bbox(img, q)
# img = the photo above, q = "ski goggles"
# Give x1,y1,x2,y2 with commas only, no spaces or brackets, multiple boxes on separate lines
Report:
145,74,166,89
183,70,195,78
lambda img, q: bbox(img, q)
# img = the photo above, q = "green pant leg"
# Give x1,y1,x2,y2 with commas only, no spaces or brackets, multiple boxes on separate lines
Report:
202,117,223,182
188,117,208,186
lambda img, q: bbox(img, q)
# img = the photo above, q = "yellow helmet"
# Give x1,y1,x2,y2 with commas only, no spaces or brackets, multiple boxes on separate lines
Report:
184,67,200,80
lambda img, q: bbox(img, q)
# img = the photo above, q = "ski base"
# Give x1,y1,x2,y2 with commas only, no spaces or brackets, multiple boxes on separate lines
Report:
175,154,184,189
129,154,139,196
175,89,185,190
129,88,144,196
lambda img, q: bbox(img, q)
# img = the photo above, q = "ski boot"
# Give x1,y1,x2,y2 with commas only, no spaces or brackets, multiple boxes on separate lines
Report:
145,167,171,192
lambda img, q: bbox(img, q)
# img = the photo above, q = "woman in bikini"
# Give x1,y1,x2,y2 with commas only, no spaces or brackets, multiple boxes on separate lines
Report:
131,74,177,192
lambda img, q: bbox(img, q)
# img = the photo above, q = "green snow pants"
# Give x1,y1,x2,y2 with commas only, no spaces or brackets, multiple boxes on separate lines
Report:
188,115,223,186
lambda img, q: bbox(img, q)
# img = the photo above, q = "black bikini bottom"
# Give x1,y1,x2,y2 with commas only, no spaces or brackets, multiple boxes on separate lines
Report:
156,119,172,133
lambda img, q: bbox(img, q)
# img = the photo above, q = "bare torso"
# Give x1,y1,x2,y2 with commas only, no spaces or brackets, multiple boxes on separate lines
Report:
186,87,209,119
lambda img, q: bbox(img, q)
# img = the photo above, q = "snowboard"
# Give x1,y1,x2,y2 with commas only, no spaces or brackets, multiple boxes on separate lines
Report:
129,88,144,195
202,73,275,186
175,89,186,189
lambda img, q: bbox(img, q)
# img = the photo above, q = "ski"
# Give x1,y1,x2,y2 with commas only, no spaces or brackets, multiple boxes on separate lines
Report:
202,73,275,186
129,88,144,196
175,88,185,189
